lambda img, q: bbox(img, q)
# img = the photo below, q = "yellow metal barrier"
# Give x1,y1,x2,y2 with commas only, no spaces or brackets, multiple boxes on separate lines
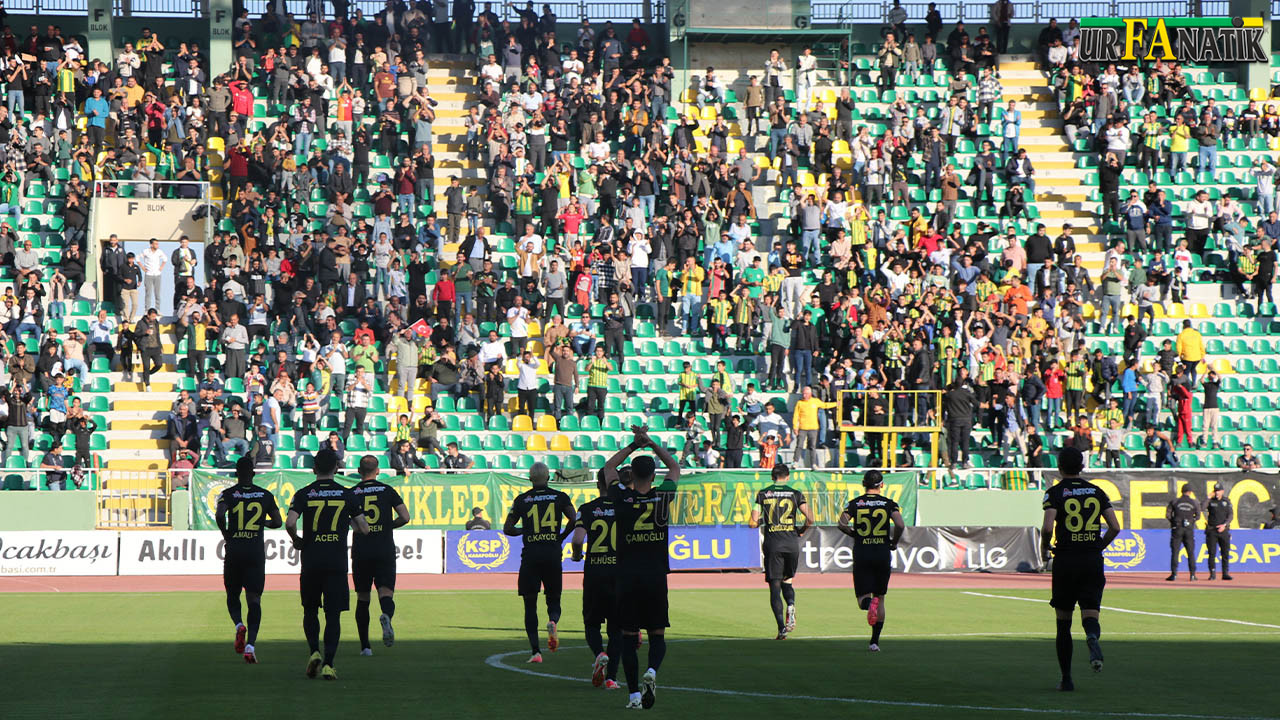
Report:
96,471,173,529
836,389,944,471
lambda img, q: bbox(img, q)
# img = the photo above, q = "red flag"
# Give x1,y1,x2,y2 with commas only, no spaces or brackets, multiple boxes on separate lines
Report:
410,319,432,338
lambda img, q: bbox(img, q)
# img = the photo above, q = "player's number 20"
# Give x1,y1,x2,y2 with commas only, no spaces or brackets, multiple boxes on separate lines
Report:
1062,497,1101,533
590,519,617,554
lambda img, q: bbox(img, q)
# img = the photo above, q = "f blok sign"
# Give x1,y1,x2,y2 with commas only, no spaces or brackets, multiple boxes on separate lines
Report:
1079,17,1267,63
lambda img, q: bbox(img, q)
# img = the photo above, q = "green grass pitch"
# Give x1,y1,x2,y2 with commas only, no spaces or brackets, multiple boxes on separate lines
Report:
2,587,1276,719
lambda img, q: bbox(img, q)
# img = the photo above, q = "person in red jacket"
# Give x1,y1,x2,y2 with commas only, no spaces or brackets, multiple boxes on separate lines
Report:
228,79,254,117
1043,361,1066,431
1171,374,1194,447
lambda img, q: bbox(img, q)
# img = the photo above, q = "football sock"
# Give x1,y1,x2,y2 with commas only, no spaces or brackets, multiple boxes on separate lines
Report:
246,599,262,644
780,581,796,606
226,591,243,626
768,580,785,631
523,594,541,654
585,623,604,656
323,609,342,666
355,599,371,649
1056,619,1073,679
303,608,321,654
647,634,666,672
1082,616,1100,639
605,624,621,679
379,596,395,618
546,591,562,624
622,634,640,692
871,621,884,644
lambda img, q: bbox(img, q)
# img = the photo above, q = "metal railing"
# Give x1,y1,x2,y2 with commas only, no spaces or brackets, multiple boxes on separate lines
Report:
96,470,174,529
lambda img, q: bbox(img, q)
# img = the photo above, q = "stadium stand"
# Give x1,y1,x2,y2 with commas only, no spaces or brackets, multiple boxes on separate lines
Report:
0,3,1278,494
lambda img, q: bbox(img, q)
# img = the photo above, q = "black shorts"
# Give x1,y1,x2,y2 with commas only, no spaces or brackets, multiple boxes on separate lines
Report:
517,555,563,597
763,546,800,582
581,574,618,626
223,549,266,595
853,553,892,597
616,573,670,633
1050,553,1106,611
300,567,350,612
352,551,397,593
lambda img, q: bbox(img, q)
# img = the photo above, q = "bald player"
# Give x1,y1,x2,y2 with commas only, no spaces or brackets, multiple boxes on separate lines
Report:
503,461,577,663
351,455,410,655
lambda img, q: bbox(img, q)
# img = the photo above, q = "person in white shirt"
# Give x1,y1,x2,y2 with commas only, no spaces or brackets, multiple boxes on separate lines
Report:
478,329,508,367
116,45,140,78
515,350,540,418
796,47,817,111
480,54,504,85
587,132,611,164
140,239,167,314
506,296,531,354
322,338,349,399
562,50,584,82
1184,189,1214,255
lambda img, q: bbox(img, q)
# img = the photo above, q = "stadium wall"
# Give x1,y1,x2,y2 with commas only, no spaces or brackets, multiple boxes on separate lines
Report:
0,492,97,531
917,490,1043,527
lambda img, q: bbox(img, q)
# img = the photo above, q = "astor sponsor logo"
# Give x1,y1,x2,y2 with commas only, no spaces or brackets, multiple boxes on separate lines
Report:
455,532,511,570
1102,531,1147,570
1079,17,1267,64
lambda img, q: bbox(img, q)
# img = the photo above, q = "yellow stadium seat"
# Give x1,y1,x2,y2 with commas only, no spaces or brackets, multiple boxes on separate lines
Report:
1151,304,1166,318
798,171,816,186
388,397,408,414
1213,358,1234,374
820,89,837,104
680,89,696,103
1166,303,1185,318
1189,303,1209,318
526,434,548,451
549,434,571,452
1250,87,1270,102
754,155,772,169
411,396,430,414
700,105,717,122
536,415,559,432
832,140,850,155
527,319,542,338
512,415,534,432
208,136,225,153
1081,302,1096,319
529,340,545,355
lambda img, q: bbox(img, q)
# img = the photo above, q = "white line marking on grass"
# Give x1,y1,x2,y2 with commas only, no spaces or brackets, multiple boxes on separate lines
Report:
962,592,1280,630
484,646,1278,720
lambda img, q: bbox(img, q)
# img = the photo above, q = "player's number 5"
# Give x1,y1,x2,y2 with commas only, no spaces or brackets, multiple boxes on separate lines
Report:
855,508,889,538
1062,497,1101,533
308,500,347,532
363,496,381,526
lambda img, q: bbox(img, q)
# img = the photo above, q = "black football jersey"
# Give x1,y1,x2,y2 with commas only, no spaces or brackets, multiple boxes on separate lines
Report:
575,497,618,579
1043,478,1113,555
289,478,364,570
351,479,405,556
219,484,280,553
616,486,674,576
755,484,807,547
845,493,900,558
507,488,575,560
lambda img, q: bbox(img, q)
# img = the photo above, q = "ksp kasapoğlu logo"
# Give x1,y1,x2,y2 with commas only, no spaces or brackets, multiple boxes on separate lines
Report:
1078,16,1266,63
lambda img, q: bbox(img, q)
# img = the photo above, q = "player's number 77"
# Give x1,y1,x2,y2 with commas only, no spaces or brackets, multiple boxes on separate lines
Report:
308,500,347,532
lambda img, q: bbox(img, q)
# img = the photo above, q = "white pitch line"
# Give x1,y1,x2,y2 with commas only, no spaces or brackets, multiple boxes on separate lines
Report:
962,592,1280,630
483,646,1278,720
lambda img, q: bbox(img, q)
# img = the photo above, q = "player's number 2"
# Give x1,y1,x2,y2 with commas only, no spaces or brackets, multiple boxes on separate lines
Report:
855,508,889,538
589,519,617,554
308,500,347,532
231,502,263,531
1062,497,1101,533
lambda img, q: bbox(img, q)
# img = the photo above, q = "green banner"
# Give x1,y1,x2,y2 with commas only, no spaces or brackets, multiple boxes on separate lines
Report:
189,469,917,531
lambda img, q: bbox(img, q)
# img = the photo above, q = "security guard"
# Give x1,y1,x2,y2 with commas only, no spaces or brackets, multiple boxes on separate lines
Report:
1203,482,1233,581
1165,484,1200,581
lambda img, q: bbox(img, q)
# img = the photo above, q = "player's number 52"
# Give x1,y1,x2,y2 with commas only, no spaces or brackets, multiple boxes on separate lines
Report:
855,508,889,538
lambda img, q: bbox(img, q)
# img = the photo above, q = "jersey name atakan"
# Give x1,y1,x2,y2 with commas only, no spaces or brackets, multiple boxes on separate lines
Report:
289,479,363,570
616,486,674,576
219,485,279,552
509,489,574,560
1043,478,1113,555
576,497,618,579
351,479,405,556
756,484,806,548
846,493,900,558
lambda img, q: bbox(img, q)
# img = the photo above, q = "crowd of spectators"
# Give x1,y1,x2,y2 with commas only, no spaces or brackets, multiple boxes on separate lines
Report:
0,2,1273,482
